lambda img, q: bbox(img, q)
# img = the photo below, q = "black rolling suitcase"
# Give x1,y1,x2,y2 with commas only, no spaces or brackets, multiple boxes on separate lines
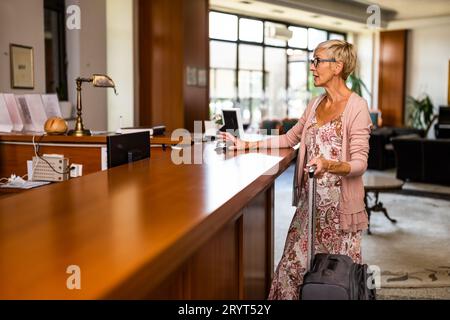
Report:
299,166,376,300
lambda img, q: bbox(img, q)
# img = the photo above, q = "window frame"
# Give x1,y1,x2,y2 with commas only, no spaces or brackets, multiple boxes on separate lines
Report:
209,10,346,121
44,0,68,101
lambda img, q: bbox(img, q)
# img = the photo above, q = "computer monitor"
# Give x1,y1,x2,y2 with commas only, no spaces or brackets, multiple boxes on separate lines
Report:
107,131,150,168
438,106,450,125
219,108,245,138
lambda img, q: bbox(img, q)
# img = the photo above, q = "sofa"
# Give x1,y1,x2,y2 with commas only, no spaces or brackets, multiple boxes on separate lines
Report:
368,127,425,170
260,118,298,135
260,119,282,135
392,135,450,185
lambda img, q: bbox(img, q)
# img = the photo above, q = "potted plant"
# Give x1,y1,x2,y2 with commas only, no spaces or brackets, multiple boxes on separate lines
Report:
347,74,383,127
347,74,371,98
211,113,223,128
406,94,434,130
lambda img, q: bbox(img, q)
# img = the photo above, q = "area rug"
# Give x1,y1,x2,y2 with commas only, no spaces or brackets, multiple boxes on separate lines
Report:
362,193,450,289
275,166,450,295
376,287,450,300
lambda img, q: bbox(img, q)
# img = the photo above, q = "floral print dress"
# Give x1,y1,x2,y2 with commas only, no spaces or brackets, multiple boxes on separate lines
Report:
268,113,363,300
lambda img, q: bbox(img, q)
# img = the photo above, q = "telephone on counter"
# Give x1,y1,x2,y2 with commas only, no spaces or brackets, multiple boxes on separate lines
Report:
28,154,70,182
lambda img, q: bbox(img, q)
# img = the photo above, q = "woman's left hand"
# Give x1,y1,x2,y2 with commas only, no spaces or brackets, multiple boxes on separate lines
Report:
305,156,329,178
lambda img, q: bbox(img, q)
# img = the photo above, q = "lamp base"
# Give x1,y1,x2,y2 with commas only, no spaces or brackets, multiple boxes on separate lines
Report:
67,128,92,136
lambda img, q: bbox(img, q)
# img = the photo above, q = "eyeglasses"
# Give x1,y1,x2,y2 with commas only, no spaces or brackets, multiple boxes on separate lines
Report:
310,57,336,68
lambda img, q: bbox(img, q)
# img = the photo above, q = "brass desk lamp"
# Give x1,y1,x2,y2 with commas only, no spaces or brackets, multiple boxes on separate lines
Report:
68,74,118,136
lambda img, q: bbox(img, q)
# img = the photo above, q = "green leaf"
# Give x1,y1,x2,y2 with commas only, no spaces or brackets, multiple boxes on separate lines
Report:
406,94,435,130
347,74,371,98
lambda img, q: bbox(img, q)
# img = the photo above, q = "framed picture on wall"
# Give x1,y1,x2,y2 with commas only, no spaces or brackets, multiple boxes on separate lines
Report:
197,69,207,87
10,44,34,89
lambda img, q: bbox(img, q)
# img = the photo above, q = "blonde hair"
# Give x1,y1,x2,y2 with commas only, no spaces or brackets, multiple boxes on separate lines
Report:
315,40,357,80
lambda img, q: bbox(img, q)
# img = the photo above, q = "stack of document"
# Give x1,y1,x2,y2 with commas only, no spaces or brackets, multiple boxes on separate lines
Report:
116,127,154,135
0,94,13,132
0,93,63,133
115,125,166,136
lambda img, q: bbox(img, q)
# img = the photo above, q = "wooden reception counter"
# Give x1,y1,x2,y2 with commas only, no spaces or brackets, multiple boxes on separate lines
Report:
0,142,296,299
0,132,187,178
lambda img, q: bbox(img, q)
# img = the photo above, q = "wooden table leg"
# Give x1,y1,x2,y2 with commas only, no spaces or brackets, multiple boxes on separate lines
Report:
372,192,397,223
364,192,372,235
365,191,397,235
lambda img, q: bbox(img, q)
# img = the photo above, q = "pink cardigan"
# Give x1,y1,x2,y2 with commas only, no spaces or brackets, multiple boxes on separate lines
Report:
267,92,372,232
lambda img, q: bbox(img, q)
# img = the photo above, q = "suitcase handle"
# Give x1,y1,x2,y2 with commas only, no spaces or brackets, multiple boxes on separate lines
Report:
306,165,317,271
308,165,316,178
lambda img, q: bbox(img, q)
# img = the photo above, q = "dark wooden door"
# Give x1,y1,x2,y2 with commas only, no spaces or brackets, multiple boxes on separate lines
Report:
378,30,407,127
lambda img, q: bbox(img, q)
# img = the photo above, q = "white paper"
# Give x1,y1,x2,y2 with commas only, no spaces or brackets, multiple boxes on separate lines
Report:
2,93,23,131
15,95,33,131
41,94,62,118
15,95,46,132
115,127,153,135
24,94,47,132
0,94,13,132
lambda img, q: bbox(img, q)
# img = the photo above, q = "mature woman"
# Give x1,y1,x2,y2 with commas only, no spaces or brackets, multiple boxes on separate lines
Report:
220,40,372,300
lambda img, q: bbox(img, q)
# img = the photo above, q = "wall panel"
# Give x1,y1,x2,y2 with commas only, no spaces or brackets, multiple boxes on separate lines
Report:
138,0,209,132
378,30,407,127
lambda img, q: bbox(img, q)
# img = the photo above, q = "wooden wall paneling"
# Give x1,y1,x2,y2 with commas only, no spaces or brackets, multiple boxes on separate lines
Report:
265,185,275,294
378,30,407,127
242,190,269,299
237,215,245,299
186,218,240,299
145,264,186,299
183,0,210,132
152,0,184,132
138,0,209,133
138,0,184,132
138,0,152,127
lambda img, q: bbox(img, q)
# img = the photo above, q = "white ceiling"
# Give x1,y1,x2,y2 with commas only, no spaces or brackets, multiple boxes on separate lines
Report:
210,0,370,33
210,0,450,33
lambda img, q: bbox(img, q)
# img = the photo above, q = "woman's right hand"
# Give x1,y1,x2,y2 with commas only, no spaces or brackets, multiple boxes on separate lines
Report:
218,132,247,150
